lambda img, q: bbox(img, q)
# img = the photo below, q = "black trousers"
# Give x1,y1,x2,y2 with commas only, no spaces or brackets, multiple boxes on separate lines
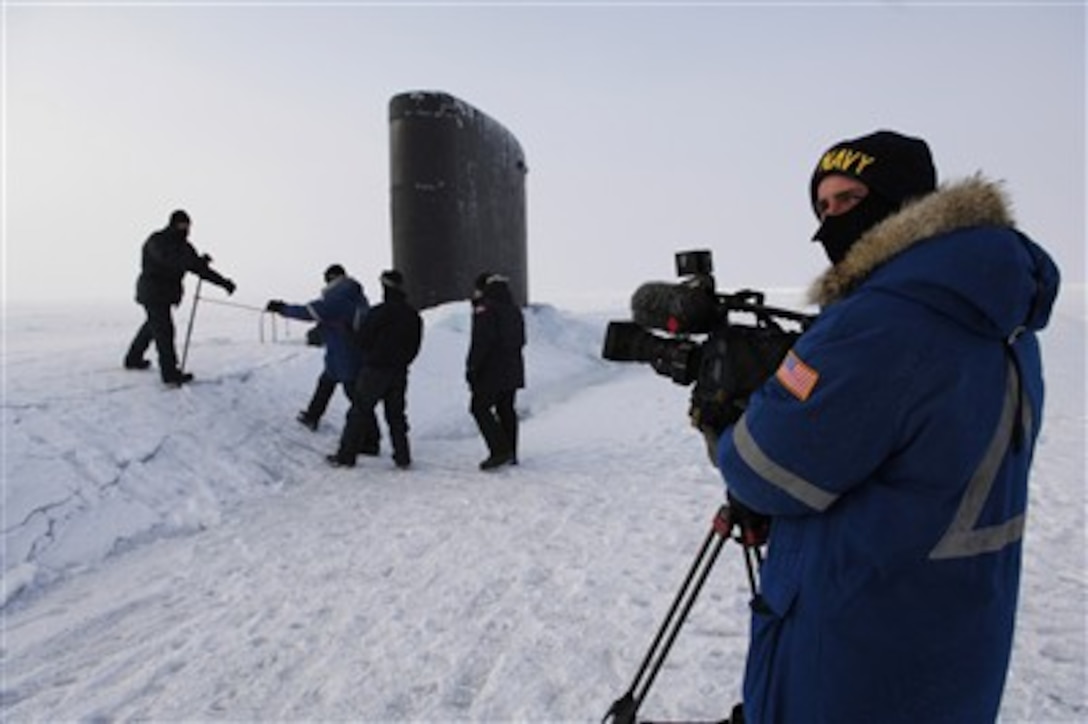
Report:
126,302,179,381
338,367,410,465
303,372,352,421
305,372,380,449
470,388,518,460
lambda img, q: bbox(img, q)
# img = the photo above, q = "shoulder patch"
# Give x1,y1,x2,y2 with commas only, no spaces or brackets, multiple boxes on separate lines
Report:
775,350,819,401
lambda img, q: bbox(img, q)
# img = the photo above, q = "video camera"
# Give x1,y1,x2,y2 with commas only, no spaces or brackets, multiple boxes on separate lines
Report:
601,250,815,431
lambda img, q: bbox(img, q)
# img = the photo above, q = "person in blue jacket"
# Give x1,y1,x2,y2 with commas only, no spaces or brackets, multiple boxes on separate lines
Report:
709,131,1060,723
266,265,377,451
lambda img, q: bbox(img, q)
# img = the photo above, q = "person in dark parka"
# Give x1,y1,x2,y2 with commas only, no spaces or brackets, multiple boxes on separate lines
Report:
265,265,376,444
124,209,236,386
466,272,526,470
329,270,422,469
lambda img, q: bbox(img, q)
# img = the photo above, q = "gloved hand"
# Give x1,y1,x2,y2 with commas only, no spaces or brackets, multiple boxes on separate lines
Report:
690,395,748,468
221,279,236,296
201,253,214,264
727,490,770,546
266,299,286,314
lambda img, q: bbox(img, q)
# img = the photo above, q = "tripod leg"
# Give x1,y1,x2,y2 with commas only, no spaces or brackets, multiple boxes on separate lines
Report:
632,530,727,707
604,505,733,723
180,278,203,373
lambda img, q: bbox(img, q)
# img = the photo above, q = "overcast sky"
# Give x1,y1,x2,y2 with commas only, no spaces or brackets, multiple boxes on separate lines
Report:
4,1,1084,309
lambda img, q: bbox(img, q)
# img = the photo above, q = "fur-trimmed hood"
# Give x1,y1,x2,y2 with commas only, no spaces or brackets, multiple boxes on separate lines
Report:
808,176,1015,307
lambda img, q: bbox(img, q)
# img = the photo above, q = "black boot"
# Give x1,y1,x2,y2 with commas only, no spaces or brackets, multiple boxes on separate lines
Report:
326,453,355,468
479,450,514,471
163,371,194,387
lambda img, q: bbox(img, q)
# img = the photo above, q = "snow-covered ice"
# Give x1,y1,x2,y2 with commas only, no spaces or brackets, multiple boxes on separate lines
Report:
2,288,1084,721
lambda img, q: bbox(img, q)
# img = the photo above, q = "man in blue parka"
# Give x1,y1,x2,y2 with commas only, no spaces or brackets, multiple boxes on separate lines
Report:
266,265,377,451
712,131,1059,723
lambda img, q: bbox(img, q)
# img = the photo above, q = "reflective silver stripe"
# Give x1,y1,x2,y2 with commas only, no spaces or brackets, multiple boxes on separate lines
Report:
929,359,1028,560
732,415,838,512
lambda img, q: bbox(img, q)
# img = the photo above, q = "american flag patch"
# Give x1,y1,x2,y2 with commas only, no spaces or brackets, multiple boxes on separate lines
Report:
776,350,819,401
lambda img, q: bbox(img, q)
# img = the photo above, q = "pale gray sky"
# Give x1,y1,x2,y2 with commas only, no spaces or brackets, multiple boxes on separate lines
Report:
4,1,1084,308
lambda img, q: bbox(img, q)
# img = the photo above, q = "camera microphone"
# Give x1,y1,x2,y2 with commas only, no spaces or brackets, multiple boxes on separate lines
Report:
631,280,717,335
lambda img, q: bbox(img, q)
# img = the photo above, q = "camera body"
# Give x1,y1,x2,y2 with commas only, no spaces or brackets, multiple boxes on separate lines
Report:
602,250,814,430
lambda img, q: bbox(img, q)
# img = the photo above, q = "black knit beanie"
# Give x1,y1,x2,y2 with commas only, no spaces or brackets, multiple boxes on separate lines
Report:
380,269,404,289
809,130,937,217
474,271,493,293
324,264,346,283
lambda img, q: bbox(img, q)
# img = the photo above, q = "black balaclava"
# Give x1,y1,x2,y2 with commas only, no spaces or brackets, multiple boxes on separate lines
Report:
380,269,405,302
168,209,191,239
813,193,899,264
472,271,493,300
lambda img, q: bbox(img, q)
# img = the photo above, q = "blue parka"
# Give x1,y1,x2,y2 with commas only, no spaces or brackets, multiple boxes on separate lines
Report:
279,276,367,384
717,177,1059,724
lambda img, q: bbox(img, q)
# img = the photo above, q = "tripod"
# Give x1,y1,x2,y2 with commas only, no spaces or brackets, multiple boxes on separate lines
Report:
603,504,764,724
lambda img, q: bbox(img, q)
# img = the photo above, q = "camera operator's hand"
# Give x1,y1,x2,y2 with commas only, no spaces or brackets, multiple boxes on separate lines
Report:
728,490,771,546
690,395,748,467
